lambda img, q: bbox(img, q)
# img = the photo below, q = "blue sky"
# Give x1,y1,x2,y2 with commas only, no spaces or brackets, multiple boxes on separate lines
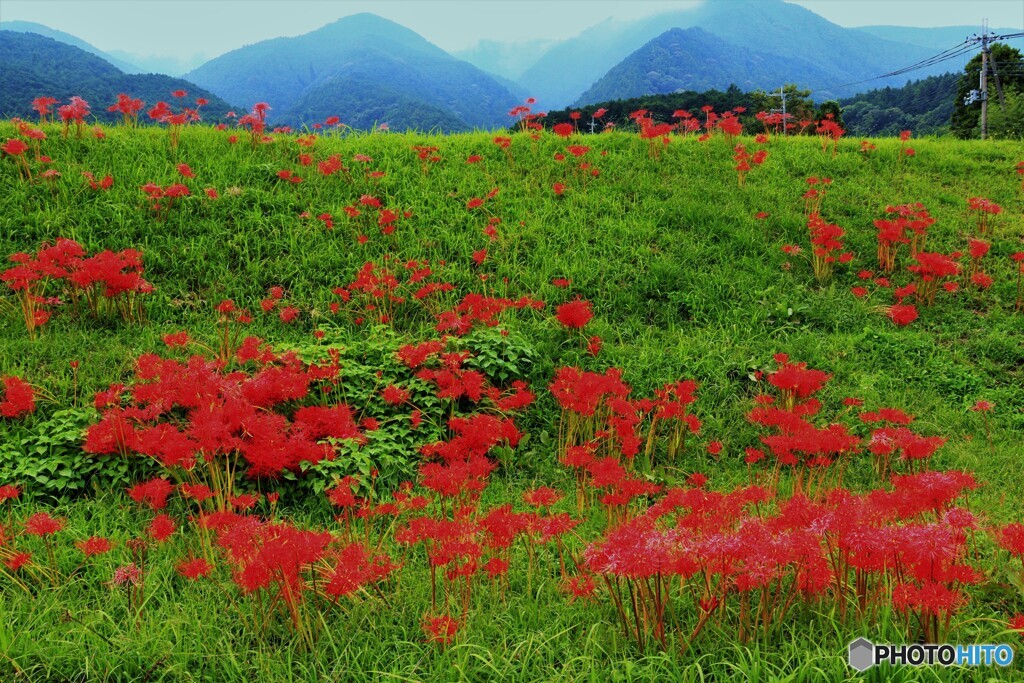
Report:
1,0,1021,59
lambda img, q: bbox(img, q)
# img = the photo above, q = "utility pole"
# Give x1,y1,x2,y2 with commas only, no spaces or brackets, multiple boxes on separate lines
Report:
980,22,989,140
769,87,788,136
963,21,1009,141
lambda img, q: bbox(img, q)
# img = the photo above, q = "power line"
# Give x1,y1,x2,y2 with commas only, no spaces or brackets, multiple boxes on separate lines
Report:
809,30,1023,96
808,42,975,93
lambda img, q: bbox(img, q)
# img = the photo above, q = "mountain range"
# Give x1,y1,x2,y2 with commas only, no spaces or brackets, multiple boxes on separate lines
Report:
0,31,235,122
575,26,839,105
183,13,520,131
1,2,1020,132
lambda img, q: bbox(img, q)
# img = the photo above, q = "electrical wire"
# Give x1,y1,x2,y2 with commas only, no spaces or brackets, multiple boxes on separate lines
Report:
808,41,977,93
808,31,1023,95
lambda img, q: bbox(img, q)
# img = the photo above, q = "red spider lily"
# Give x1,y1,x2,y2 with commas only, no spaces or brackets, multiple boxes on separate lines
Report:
1,376,36,418
907,252,960,305
381,384,410,406
176,557,213,580
874,203,935,272
107,93,145,126
802,177,831,216
766,355,830,408
967,197,1002,236
805,214,852,282
2,138,33,180
5,552,32,572
422,613,459,645
81,171,114,191
718,115,743,137
32,96,59,123
552,123,574,138
887,304,919,326
128,478,174,510
0,484,21,503
24,512,65,537
554,299,592,329
76,536,113,556
57,96,90,138
522,487,563,509
321,542,398,598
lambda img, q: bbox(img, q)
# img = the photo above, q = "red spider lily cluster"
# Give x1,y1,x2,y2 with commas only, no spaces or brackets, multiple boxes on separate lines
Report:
108,93,145,126
0,343,1017,652
815,115,844,156
1,238,152,337
237,102,272,147
0,376,35,419
508,97,543,133
874,203,936,273
853,195,1015,327
337,194,408,241
732,143,768,186
333,258,455,326
966,197,1001,236
803,213,853,282
57,96,91,139
148,92,206,150
583,469,981,651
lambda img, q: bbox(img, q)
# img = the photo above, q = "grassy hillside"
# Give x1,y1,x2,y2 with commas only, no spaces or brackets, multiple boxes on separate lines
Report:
1,120,1022,681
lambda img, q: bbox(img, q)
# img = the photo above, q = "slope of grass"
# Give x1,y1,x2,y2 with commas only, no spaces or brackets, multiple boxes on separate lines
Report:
0,122,1022,681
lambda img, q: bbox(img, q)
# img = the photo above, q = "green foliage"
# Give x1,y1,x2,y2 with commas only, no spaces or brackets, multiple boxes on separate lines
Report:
986,87,1024,139
840,73,959,137
0,407,158,502
952,42,1024,139
814,100,844,129
0,31,236,122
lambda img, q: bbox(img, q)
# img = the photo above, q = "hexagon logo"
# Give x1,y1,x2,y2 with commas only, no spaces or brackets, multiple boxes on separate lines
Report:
848,638,875,672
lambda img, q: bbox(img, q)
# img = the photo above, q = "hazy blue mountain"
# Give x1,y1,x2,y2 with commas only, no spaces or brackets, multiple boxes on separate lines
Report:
517,0,945,108
0,20,143,73
106,50,211,77
284,74,471,132
453,38,558,80
576,27,837,105
185,13,521,130
0,31,235,121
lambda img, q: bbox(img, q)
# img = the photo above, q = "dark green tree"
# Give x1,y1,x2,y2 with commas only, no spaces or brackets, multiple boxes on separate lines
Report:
750,84,816,127
815,100,844,128
952,42,1024,139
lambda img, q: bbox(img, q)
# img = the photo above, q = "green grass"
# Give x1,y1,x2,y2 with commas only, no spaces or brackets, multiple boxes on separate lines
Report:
1,122,1023,681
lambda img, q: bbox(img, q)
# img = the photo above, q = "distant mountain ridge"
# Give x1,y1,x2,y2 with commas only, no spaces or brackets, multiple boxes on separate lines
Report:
0,31,235,121
453,38,558,81
0,20,142,73
514,0,957,108
184,13,521,131
575,27,838,105
3,7,1018,133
